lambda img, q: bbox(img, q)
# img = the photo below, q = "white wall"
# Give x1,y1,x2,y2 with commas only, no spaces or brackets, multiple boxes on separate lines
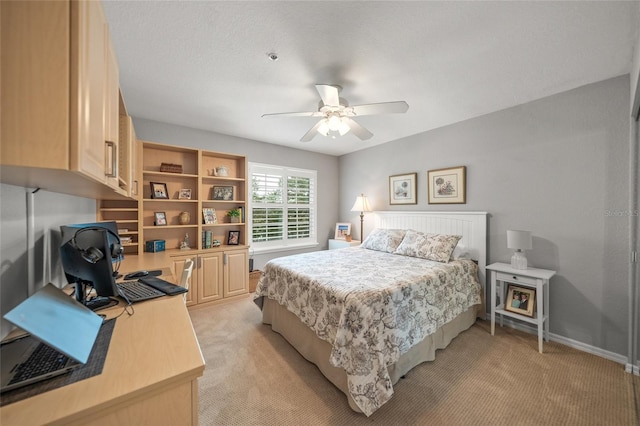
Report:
339,75,631,358
0,184,96,339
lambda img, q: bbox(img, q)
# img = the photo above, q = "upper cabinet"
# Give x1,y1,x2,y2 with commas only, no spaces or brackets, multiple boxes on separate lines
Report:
0,0,132,200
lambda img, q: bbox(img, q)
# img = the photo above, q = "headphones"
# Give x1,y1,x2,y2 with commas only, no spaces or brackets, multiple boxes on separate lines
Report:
70,227,124,264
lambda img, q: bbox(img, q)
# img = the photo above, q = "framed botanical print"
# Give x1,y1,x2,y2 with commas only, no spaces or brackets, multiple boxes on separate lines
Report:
427,166,466,204
389,173,417,205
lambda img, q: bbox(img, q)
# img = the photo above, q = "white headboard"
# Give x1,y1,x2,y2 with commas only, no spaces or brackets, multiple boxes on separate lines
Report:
373,211,488,288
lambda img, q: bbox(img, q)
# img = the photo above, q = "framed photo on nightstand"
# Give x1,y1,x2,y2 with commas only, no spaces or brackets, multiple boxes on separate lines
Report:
505,284,536,317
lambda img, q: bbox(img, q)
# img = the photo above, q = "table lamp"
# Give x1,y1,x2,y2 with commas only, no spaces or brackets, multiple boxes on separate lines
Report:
507,230,532,269
350,193,371,241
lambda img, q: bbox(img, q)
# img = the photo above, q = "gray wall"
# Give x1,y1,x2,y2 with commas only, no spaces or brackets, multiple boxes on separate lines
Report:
339,75,631,358
132,118,340,270
0,184,96,339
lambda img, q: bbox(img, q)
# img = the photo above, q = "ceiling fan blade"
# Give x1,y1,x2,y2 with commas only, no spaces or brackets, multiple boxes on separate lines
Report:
300,120,324,142
343,117,373,141
315,84,340,107
351,101,409,116
262,111,323,118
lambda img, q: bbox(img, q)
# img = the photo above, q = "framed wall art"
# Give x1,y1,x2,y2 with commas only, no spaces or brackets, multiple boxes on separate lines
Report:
202,208,217,225
389,172,417,205
150,182,169,199
427,166,466,204
505,284,536,318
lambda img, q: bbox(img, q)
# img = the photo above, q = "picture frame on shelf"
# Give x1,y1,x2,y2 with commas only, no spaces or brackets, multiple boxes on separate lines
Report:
334,223,351,240
389,172,417,205
505,284,536,318
154,212,167,226
228,230,240,245
178,188,192,200
150,182,169,199
212,186,234,201
202,208,217,225
427,166,466,204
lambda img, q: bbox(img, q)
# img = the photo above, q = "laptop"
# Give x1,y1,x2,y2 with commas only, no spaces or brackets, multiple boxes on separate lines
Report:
0,283,103,393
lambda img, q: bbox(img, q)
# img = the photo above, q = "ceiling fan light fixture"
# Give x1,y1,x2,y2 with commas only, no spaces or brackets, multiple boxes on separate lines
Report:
327,114,342,131
338,120,350,136
317,119,330,136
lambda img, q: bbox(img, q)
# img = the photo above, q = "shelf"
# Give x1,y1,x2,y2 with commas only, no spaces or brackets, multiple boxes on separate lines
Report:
143,170,198,178
99,208,138,212
202,176,245,182
202,223,245,227
143,199,199,203
143,225,199,230
118,231,139,235
495,308,546,325
201,200,245,204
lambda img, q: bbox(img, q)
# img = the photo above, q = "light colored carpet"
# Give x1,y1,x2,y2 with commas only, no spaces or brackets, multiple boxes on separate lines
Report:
189,296,640,425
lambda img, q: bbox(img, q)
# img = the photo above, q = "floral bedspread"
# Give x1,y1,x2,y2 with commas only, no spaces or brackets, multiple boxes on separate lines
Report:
253,247,481,416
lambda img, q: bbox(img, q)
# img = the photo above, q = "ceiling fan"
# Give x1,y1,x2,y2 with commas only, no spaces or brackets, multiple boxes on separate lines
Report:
262,84,409,142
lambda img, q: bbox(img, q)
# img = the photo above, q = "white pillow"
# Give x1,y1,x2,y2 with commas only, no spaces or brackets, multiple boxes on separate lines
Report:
361,228,407,253
394,230,462,263
450,243,470,260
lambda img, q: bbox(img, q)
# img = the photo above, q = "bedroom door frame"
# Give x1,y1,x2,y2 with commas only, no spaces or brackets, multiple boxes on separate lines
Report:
629,80,640,375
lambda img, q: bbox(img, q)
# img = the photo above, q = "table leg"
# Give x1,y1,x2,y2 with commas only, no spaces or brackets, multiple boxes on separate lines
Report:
491,272,496,335
537,281,544,353
544,279,549,342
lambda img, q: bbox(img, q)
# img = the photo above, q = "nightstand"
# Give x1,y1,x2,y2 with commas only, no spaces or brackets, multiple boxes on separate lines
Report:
487,262,556,353
328,239,361,250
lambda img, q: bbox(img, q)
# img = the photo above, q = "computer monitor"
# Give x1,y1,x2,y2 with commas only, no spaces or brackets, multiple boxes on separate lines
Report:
59,221,123,310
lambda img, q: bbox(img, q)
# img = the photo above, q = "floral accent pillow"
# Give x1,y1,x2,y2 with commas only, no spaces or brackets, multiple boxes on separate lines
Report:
361,228,407,253
394,230,462,263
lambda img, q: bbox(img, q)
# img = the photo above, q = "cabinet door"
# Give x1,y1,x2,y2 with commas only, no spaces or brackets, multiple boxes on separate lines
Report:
71,0,107,183
224,249,248,297
199,252,223,303
171,255,197,306
103,29,120,190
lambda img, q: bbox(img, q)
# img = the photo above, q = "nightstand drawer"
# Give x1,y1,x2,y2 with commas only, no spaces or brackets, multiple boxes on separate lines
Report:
496,272,537,286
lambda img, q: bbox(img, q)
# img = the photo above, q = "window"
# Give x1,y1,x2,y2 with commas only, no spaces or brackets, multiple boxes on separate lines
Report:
249,163,317,252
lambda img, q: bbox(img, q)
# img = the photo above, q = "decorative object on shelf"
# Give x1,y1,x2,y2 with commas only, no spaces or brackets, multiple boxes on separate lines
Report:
150,182,169,199
179,211,191,225
334,222,351,240
215,166,228,176
159,162,183,173
427,166,466,204
145,239,165,253
228,230,240,245
389,173,417,205
154,212,167,226
345,234,352,242
202,208,217,225
178,188,191,200
212,186,234,200
505,284,536,317
507,229,532,269
227,208,241,223
212,239,221,247
180,233,191,250
350,193,371,240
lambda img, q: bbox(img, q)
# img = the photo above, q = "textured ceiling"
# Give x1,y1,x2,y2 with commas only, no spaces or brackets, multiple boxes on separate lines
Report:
103,1,639,156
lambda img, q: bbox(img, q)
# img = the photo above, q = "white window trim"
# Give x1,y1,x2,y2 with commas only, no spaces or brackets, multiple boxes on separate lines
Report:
248,162,318,253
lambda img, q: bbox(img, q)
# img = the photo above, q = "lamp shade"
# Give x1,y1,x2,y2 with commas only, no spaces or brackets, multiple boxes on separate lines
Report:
507,230,532,250
350,194,371,212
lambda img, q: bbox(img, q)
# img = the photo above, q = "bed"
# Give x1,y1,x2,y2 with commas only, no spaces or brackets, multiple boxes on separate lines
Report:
253,211,487,416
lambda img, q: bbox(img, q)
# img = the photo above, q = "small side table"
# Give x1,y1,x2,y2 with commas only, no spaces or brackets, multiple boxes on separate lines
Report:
328,239,361,250
487,262,556,353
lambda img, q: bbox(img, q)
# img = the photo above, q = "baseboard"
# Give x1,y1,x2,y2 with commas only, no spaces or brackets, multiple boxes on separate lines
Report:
625,363,640,375
485,313,630,368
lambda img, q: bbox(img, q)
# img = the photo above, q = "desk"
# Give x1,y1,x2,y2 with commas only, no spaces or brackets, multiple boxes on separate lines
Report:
1,295,205,425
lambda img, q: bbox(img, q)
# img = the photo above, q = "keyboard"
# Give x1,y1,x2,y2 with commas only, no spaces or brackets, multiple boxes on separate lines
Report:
9,343,69,385
117,280,165,303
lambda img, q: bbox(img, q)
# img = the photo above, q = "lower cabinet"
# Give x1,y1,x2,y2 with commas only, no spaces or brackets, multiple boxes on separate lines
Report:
171,248,247,308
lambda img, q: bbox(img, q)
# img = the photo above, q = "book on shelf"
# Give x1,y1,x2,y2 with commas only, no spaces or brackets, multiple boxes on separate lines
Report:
239,206,245,223
202,230,213,249
118,228,129,233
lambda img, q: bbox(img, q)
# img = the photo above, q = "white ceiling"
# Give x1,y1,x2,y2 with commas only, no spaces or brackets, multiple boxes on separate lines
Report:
103,1,639,157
